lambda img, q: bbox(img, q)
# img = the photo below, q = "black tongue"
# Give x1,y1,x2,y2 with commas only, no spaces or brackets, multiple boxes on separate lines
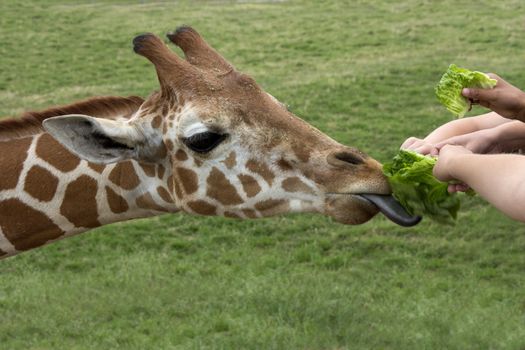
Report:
359,194,421,227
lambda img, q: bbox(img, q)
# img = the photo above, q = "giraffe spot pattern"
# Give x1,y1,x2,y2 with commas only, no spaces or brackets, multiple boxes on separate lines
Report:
282,177,315,195
151,115,162,129
136,192,167,212
255,199,287,214
157,186,174,203
223,151,237,169
175,167,198,195
24,165,59,202
291,143,311,162
0,137,32,191
60,175,100,228
187,200,216,216
109,161,140,190
36,133,80,172
237,174,261,198
206,167,243,205
277,158,293,171
242,209,258,218
224,211,241,219
175,149,188,161
157,164,165,179
139,162,156,177
0,198,65,251
246,159,275,186
105,186,129,214
88,162,105,173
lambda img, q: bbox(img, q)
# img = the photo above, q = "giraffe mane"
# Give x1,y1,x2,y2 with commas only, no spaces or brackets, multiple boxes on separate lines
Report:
0,95,145,141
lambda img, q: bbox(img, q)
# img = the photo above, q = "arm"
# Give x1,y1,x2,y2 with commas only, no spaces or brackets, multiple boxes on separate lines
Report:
434,120,525,154
433,145,525,222
402,112,511,154
423,112,511,144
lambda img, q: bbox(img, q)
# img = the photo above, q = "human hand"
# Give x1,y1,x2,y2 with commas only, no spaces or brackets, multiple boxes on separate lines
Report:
434,128,501,154
433,145,473,193
462,74,525,120
400,137,439,156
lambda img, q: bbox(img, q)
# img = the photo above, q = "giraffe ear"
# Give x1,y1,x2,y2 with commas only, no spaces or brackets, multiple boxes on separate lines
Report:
43,114,158,164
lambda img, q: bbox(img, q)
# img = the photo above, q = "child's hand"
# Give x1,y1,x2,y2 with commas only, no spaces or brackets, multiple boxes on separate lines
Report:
462,74,525,120
433,145,473,193
400,137,439,156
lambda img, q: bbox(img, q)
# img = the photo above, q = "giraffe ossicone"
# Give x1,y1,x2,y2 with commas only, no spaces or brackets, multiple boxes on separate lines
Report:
0,26,417,258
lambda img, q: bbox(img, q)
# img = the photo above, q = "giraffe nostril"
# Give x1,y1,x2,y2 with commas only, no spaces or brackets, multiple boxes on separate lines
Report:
333,151,364,165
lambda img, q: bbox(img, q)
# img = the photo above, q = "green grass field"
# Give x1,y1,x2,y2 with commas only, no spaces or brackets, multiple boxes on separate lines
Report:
1,1,525,349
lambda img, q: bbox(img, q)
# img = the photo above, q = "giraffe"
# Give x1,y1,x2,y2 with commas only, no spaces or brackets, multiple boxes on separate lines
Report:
0,26,417,259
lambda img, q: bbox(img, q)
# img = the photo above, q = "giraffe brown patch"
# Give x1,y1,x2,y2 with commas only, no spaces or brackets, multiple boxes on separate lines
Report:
282,177,315,195
224,211,241,219
255,199,287,213
174,181,183,199
206,167,243,205
36,133,80,172
136,192,167,212
24,165,59,202
151,115,162,129
291,143,311,163
277,158,293,171
242,209,258,218
238,174,261,198
0,198,65,251
161,104,169,117
194,158,203,167
88,162,105,173
157,186,174,203
166,140,175,151
246,159,275,186
167,175,174,194
61,175,100,228
223,152,237,169
187,200,216,216
139,162,156,177
105,186,129,214
154,143,168,159
176,167,198,195
175,149,188,161
158,164,166,179
0,137,32,191
109,161,140,190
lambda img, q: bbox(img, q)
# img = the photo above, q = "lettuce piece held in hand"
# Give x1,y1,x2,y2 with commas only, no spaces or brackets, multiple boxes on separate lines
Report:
383,150,461,223
435,64,497,118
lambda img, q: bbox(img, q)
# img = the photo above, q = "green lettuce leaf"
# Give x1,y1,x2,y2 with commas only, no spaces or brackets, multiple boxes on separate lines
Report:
383,149,462,224
435,64,497,118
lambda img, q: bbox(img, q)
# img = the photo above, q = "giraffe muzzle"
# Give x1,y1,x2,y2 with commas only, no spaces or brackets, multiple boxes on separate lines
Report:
358,194,421,227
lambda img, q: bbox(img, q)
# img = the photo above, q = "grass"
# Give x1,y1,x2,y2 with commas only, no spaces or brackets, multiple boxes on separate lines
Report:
1,0,525,349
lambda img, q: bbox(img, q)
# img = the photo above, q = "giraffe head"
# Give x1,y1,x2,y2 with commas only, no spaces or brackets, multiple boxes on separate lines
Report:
43,27,417,226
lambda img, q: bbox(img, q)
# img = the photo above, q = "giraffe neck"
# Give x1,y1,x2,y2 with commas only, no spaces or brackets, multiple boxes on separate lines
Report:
0,132,177,258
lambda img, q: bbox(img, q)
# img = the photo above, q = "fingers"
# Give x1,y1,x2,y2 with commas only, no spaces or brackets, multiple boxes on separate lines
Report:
414,143,437,155
462,87,493,104
400,137,420,150
447,183,470,193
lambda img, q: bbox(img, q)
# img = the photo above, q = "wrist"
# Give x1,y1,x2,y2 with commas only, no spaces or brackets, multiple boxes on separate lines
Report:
446,153,472,182
517,91,525,121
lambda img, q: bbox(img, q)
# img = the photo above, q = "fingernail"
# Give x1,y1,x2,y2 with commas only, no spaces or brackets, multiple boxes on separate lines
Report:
462,88,470,97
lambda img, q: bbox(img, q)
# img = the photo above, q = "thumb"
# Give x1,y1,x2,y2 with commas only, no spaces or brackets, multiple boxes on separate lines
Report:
462,88,493,103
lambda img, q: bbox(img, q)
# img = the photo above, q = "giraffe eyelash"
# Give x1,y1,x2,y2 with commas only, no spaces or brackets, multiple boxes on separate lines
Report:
182,131,228,154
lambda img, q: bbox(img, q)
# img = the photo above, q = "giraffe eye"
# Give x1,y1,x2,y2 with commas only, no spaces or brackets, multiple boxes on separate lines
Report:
183,132,228,153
